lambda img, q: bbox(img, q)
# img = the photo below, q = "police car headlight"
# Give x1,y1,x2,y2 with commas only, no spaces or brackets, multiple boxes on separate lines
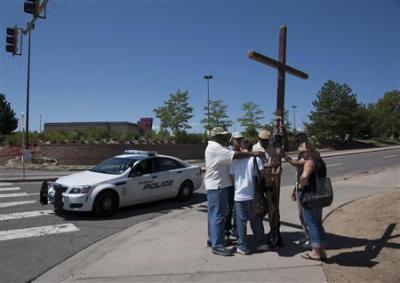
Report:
70,185,92,194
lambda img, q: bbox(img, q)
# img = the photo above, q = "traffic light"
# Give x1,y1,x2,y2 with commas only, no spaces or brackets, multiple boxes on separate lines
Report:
24,0,40,17
5,27,19,56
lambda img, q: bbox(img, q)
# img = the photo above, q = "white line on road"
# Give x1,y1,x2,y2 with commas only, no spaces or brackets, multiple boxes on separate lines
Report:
0,187,20,192
327,163,343,167
0,200,36,208
0,182,13,186
383,154,398,159
0,192,39,198
0,223,80,241
0,210,54,221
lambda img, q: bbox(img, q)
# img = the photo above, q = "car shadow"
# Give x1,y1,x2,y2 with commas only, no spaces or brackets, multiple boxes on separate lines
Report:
56,192,207,221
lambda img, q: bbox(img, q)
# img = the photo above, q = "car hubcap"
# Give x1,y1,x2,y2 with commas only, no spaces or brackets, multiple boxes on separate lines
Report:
102,197,113,210
183,186,190,196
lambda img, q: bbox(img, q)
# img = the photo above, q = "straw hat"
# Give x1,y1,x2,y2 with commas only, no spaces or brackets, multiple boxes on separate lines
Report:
258,129,271,140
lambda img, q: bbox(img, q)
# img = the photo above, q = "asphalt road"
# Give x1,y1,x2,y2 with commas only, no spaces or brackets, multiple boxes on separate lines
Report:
0,149,399,283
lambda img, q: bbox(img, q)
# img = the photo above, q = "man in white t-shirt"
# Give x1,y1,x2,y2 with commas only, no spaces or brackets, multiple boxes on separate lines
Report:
230,140,270,255
205,127,264,256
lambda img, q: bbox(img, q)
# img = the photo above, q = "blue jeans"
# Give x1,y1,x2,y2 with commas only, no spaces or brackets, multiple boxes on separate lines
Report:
302,205,326,248
207,187,230,248
225,186,237,237
235,200,266,250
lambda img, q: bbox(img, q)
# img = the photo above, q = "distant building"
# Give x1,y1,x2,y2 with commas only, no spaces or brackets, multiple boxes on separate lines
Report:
44,120,152,136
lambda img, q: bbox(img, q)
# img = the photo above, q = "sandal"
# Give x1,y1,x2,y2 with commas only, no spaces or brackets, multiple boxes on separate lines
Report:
301,252,322,261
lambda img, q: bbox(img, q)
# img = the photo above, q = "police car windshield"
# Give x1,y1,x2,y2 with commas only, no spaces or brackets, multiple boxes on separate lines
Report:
90,157,138,175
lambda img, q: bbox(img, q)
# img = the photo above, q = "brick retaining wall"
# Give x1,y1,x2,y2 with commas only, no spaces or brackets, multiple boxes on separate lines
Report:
41,144,207,165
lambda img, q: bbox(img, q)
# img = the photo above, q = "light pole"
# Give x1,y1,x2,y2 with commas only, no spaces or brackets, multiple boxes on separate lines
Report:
204,75,213,131
291,105,297,134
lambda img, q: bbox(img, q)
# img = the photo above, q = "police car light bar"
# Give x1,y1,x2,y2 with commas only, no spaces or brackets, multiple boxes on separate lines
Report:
124,150,157,156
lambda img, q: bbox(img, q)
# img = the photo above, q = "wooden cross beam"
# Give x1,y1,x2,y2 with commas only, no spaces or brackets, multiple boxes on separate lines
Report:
248,25,308,122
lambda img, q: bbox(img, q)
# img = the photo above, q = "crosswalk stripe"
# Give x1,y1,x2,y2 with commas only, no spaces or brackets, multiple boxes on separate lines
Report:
0,200,36,208
0,187,21,192
0,183,13,186
0,223,80,241
0,210,54,221
0,192,39,198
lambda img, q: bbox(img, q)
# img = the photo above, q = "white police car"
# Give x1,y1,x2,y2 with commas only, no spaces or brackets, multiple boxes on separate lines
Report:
40,150,203,216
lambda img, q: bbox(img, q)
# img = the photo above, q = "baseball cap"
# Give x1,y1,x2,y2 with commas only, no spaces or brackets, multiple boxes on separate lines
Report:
231,131,244,139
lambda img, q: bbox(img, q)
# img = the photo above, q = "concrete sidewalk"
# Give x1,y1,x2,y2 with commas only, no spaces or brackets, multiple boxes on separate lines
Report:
2,145,400,183
34,166,399,283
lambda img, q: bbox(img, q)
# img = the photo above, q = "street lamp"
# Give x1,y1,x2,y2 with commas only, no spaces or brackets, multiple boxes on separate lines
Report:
291,105,297,134
203,75,213,131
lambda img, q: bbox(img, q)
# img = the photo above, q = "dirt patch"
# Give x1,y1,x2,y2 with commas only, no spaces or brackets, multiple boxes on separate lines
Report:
323,189,400,283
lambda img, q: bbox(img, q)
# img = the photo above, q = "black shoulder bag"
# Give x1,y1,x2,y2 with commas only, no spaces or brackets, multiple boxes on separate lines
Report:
252,157,268,216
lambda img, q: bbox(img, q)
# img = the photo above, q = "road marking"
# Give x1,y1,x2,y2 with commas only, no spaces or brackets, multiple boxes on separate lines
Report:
0,224,80,241
0,187,20,192
383,154,398,159
0,200,36,208
0,210,54,221
327,163,342,167
0,193,39,198
0,183,13,186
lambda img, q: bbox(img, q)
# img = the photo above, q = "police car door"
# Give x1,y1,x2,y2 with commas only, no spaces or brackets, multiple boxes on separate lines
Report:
151,157,185,200
127,158,155,204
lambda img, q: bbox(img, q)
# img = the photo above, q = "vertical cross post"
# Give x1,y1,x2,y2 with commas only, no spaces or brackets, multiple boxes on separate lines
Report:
276,25,287,122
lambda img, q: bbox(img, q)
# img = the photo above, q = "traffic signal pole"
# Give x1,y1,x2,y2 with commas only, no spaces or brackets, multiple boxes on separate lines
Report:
25,27,31,151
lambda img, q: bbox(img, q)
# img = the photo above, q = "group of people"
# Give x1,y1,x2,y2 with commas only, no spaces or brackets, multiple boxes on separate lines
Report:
204,126,327,260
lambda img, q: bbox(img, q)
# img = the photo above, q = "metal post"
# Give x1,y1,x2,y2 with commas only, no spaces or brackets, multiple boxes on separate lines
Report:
40,114,42,133
292,105,297,134
207,79,210,130
21,114,25,180
25,27,31,150
204,75,213,131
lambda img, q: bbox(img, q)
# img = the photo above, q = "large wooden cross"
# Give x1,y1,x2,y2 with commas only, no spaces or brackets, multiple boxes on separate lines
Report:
248,25,308,123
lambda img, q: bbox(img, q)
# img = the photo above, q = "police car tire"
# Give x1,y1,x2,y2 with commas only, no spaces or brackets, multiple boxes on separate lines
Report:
93,190,118,216
177,180,193,202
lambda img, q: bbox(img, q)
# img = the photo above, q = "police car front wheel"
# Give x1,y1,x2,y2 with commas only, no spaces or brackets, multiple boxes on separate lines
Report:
177,180,194,202
93,190,118,216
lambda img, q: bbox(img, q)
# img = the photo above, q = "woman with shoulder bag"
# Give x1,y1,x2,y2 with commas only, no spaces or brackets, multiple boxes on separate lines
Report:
296,143,327,261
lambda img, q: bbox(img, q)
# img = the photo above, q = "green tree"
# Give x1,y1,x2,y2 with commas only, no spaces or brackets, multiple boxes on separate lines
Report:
201,100,233,131
237,102,264,137
153,90,194,134
370,90,400,139
305,80,363,144
0,93,18,135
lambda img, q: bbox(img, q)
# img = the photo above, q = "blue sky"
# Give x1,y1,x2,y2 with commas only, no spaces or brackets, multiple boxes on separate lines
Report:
1,0,399,133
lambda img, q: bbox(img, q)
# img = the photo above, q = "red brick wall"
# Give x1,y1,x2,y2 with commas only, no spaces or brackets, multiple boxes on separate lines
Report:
41,144,207,165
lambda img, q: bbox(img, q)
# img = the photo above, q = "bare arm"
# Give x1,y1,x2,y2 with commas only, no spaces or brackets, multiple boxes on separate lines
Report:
287,158,305,168
298,160,315,189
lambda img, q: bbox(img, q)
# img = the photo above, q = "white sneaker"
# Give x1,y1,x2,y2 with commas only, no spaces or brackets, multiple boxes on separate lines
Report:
256,244,271,252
